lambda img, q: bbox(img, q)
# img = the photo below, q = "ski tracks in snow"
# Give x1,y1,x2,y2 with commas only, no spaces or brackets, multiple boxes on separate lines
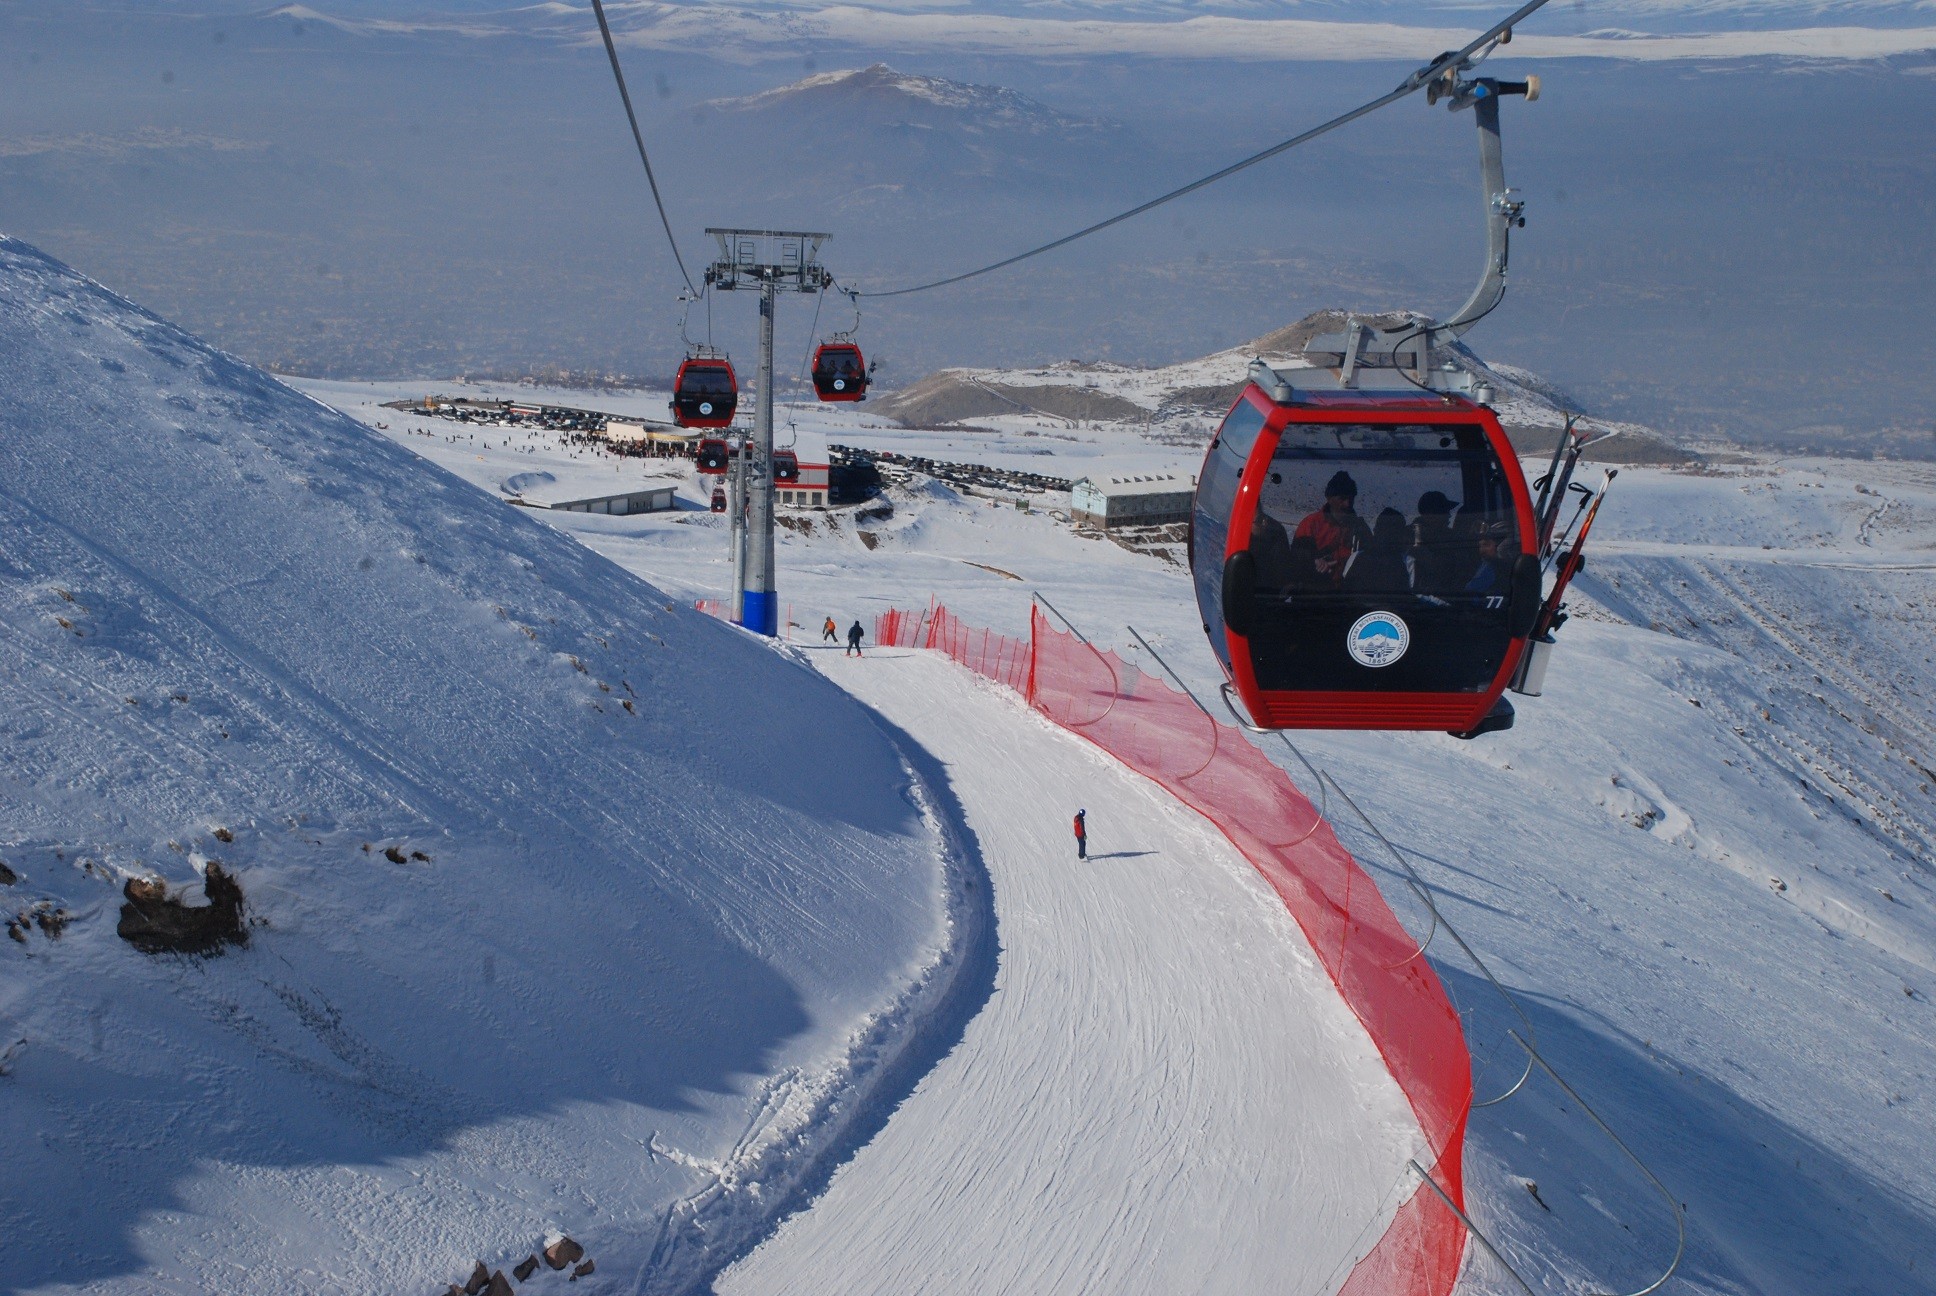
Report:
716,650,1424,1296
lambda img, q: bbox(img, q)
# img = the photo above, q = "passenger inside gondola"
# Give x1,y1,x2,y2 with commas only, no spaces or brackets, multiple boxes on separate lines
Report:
1463,521,1516,596
684,366,733,395
1292,471,1371,585
1347,507,1413,592
1409,490,1467,593
1248,506,1298,593
1236,424,1527,694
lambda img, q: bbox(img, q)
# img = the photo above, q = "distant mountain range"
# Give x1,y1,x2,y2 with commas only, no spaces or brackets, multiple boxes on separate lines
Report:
242,2,1936,60
689,64,1130,200
701,64,1117,139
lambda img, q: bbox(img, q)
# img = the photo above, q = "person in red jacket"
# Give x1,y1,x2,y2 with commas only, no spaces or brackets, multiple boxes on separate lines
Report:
1073,808,1087,860
1293,470,1372,585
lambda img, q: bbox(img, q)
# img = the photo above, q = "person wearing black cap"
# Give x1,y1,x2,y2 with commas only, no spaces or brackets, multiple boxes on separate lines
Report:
1073,808,1087,860
1411,490,1465,592
1293,469,1372,585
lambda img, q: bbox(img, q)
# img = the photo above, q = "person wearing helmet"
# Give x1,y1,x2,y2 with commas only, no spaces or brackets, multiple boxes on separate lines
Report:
1073,808,1087,860
1293,470,1372,585
1464,520,1517,596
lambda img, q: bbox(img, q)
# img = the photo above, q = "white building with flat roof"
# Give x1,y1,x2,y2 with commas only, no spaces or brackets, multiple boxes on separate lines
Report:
1069,473,1193,530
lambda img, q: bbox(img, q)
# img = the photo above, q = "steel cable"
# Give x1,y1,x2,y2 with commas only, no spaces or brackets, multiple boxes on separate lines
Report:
856,0,1557,299
589,0,697,296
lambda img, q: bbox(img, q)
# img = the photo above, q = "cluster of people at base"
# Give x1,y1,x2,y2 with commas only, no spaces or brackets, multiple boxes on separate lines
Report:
823,616,866,655
1251,470,1517,599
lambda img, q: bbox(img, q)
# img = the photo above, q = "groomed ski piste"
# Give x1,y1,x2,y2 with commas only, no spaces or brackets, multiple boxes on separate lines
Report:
7,237,1936,1295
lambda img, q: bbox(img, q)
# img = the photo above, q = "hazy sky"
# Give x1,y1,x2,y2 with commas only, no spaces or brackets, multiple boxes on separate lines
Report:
2,2,1932,451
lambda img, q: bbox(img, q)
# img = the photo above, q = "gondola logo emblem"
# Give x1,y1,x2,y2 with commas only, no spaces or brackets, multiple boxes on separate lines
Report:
1347,612,1410,668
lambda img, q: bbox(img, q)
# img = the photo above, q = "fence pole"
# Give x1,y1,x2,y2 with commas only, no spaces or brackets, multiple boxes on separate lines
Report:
1407,1160,1538,1296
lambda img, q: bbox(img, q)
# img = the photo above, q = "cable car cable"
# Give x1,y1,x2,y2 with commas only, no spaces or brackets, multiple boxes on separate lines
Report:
588,0,697,296
854,0,1557,300
780,284,829,438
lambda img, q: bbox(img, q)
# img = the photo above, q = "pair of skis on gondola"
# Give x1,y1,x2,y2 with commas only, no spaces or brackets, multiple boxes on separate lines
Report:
1528,416,1615,644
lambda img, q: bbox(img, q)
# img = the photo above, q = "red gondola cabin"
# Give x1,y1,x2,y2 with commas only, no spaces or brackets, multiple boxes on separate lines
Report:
1192,371,1540,736
709,486,727,514
772,449,799,483
810,343,868,402
672,357,738,429
695,437,731,475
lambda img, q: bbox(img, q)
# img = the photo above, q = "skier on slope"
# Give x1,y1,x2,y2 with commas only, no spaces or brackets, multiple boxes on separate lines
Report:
846,620,865,657
1073,808,1087,860
822,616,839,643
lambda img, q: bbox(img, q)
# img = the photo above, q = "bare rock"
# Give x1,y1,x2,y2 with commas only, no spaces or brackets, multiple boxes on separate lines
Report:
543,1238,584,1270
464,1261,490,1295
513,1256,539,1282
384,846,407,864
570,1259,595,1280
117,863,246,955
0,860,16,886
484,1272,515,1296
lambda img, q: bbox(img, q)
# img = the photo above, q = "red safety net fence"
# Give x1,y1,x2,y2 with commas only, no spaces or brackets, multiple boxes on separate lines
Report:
876,604,1472,1296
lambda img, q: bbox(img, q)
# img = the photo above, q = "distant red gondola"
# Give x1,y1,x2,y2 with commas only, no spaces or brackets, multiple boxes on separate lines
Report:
695,437,731,474
710,485,727,514
672,357,738,428
773,449,799,483
810,343,867,402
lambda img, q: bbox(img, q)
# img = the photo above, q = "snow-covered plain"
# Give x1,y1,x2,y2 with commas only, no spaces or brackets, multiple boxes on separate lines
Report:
306,361,1936,1294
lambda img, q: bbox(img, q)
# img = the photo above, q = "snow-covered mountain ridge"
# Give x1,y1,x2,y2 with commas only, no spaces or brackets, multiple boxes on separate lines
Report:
703,63,1118,136
0,235,975,1295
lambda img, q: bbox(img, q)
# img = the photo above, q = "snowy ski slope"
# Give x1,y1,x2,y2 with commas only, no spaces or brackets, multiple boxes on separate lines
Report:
721,649,1423,1296
0,237,972,1296
321,369,1936,1294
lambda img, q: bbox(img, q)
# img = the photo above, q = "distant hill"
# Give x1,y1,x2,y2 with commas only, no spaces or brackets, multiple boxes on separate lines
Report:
875,309,1698,465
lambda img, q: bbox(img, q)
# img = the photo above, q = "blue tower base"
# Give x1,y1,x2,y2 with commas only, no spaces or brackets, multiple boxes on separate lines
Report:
740,589,779,638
